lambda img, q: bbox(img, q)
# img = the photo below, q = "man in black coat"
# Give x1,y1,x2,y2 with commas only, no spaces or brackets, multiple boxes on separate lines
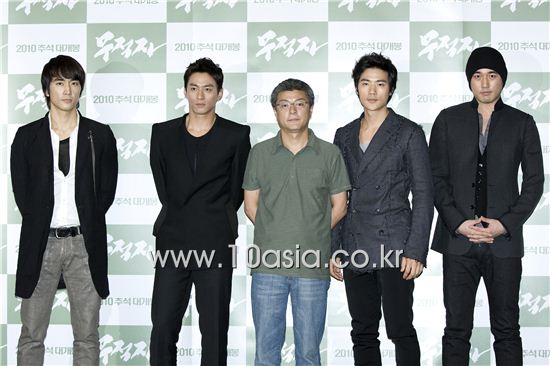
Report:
149,58,250,366
430,46,544,365
11,55,118,365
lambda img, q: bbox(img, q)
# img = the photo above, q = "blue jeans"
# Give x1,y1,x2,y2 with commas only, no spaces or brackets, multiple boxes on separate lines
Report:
251,272,330,366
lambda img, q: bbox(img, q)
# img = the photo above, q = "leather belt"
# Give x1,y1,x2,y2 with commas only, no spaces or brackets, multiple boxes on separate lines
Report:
49,226,81,238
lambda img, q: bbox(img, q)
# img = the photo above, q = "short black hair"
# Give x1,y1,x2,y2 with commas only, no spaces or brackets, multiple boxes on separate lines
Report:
270,79,315,108
184,58,224,90
352,53,398,102
41,55,85,109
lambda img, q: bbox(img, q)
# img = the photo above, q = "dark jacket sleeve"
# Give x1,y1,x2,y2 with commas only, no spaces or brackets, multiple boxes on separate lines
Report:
230,125,251,210
99,126,118,214
331,128,345,256
150,124,167,206
498,116,544,235
403,126,434,265
429,110,466,234
10,127,28,215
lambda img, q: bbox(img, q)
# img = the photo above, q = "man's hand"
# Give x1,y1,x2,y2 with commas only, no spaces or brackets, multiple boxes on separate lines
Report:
471,216,507,241
457,218,494,243
400,257,424,280
330,257,343,282
401,257,424,280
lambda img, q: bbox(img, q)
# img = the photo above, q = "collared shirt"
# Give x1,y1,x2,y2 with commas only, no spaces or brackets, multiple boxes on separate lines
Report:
49,113,80,228
243,129,351,279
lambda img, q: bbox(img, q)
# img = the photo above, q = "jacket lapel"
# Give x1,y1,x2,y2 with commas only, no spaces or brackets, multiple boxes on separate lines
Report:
347,118,362,169
358,110,399,175
75,115,91,186
36,115,54,185
485,98,505,159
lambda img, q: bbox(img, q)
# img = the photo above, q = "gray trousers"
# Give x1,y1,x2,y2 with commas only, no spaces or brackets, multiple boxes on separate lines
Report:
17,234,102,366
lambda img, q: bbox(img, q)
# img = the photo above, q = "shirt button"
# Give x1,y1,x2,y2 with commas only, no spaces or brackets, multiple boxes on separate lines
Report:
376,185,381,190
352,209,357,214
375,208,380,214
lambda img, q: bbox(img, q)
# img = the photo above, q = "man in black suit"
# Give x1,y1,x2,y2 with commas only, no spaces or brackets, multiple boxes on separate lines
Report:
331,53,433,366
11,55,118,365
149,58,251,366
430,46,544,365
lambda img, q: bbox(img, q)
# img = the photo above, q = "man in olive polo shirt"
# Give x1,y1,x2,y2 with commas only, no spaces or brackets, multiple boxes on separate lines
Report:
243,78,350,365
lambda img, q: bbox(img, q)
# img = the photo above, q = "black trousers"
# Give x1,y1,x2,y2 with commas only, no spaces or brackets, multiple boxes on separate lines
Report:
442,244,522,366
150,266,233,366
344,268,420,366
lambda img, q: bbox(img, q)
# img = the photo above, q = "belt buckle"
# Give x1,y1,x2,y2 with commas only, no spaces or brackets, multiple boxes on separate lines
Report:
55,227,70,238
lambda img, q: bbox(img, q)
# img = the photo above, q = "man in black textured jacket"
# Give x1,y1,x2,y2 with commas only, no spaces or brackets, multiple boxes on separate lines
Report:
430,46,544,366
331,53,434,366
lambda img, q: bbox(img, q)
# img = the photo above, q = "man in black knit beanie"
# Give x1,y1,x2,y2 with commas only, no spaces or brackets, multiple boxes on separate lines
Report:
429,46,544,365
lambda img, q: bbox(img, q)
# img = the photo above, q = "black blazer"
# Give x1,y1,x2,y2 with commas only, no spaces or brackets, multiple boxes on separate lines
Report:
333,110,434,270
429,99,544,258
150,114,250,268
11,113,118,299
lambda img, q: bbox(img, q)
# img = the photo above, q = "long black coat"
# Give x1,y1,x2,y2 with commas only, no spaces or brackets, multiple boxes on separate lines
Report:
429,99,544,258
11,113,118,299
333,109,434,271
149,115,250,268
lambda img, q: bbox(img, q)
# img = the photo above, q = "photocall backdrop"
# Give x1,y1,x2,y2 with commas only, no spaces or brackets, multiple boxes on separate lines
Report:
0,1,549,365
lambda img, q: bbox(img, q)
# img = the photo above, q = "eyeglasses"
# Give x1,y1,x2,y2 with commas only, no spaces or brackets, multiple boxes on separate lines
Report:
275,100,309,111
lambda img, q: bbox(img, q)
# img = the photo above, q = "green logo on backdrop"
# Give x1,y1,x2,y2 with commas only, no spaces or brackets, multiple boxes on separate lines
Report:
8,275,71,324
110,125,151,175
492,0,550,21
328,72,410,125
8,75,48,123
248,123,279,146
327,283,351,326
229,276,246,326
1,125,6,174
502,73,550,124
328,73,363,126
1,25,7,73
98,325,150,365
247,327,327,365
87,24,166,73
9,0,85,24
329,0,408,21
106,225,155,275
248,22,328,72
167,0,246,22
410,22,490,72
7,180,21,225
166,73,247,123
1,225,6,274
0,325,6,366
519,276,550,326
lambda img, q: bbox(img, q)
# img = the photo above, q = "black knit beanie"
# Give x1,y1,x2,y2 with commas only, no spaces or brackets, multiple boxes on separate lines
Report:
465,46,508,89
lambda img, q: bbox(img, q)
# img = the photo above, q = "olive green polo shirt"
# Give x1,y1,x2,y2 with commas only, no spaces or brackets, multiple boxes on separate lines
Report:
242,129,351,279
